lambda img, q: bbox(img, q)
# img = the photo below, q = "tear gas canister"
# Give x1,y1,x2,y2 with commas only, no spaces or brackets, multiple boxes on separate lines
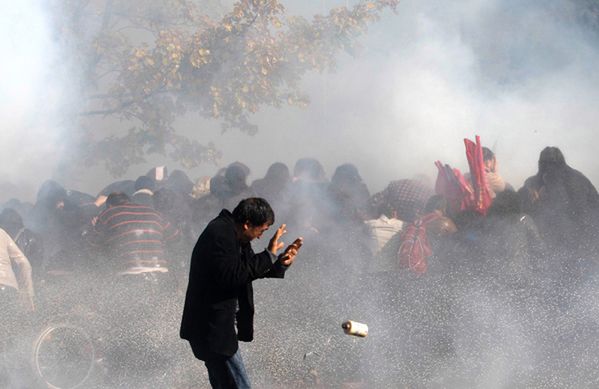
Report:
341,320,368,337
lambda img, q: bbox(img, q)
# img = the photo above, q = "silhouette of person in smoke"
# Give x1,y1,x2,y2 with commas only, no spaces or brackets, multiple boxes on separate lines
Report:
520,148,599,253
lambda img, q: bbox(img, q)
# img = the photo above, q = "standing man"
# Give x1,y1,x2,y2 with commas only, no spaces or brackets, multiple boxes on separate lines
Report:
180,198,302,388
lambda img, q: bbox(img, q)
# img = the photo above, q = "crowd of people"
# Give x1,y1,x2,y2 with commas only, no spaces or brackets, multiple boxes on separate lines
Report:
0,143,598,388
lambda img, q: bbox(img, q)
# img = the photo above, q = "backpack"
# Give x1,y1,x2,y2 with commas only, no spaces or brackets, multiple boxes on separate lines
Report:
397,212,440,274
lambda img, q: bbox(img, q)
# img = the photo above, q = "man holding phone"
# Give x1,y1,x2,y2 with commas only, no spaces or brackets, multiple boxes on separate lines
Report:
180,197,302,388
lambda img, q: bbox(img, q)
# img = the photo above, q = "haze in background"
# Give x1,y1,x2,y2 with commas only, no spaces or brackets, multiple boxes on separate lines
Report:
1,0,598,200
0,0,69,200
215,0,599,192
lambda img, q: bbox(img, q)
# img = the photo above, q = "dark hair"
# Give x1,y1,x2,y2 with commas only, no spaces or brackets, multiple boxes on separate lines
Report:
482,147,495,162
538,146,566,174
135,175,155,192
0,208,23,237
293,158,326,182
106,192,130,207
225,162,250,192
36,180,67,209
232,198,274,226
166,169,193,194
264,162,290,182
331,163,361,186
210,175,229,198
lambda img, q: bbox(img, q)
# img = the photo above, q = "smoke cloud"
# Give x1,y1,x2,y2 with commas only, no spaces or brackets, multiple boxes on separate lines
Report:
213,0,599,192
0,1,72,200
1,0,598,197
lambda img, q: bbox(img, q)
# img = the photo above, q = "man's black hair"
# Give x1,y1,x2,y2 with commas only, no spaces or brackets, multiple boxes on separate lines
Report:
232,198,275,226
106,192,130,207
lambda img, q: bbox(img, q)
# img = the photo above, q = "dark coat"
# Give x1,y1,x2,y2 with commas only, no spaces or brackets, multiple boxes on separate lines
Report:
520,165,599,255
180,210,286,360
481,213,546,285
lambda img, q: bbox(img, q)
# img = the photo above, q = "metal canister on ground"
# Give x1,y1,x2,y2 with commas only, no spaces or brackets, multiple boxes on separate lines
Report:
341,320,368,337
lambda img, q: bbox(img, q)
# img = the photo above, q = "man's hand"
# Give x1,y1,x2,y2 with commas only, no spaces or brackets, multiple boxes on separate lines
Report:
268,224,287,256
279,237,303,266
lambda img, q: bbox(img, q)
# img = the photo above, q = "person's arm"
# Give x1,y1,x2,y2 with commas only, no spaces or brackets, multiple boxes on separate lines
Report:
209,224,303,287
260,250,286,279
8,238,35,311
208,231,276,289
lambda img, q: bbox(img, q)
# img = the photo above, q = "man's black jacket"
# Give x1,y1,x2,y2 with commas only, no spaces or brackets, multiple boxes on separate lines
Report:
180,209,286,360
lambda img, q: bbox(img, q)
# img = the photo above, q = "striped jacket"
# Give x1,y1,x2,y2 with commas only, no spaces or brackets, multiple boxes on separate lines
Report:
93,202,179,273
